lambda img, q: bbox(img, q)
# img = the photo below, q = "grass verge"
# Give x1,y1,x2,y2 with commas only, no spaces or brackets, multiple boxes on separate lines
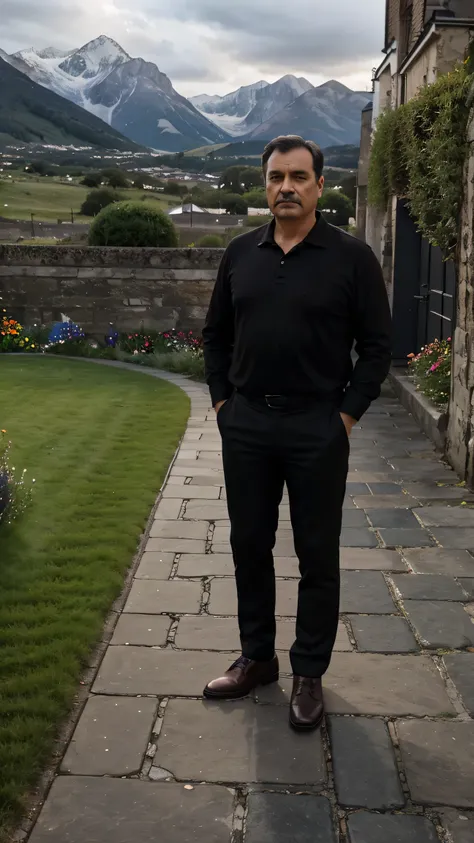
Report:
0,357,189,839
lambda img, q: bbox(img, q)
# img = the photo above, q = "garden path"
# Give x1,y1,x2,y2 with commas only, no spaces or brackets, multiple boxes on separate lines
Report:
26,366,474,843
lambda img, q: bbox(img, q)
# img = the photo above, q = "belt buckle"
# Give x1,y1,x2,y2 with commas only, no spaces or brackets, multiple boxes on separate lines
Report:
265,394,284,410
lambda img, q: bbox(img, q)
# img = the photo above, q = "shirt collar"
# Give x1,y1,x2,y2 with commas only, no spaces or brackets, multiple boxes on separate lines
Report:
257,210,330,249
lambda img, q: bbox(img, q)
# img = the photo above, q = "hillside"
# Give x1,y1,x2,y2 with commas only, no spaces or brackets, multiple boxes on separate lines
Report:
0,56,140,149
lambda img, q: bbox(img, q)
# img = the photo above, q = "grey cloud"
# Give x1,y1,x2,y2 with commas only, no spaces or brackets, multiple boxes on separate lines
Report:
156,0,383,71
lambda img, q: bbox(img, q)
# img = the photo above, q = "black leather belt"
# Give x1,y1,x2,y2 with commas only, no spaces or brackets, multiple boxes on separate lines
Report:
237,391,323,411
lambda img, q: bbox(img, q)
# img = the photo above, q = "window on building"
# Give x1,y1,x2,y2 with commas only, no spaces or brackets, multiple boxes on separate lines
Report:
400,0,414,59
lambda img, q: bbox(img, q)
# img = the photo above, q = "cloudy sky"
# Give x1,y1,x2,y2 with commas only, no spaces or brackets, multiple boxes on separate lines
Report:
0,0,385,97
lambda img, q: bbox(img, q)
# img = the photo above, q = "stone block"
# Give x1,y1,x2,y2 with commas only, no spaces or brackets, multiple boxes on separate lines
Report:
134,551,174,580
124,580,202,614
62,696,156,775
93,647,237,696
177,553,234,577
149,520,209,539
340,549,407,571
155,699,326,784
245,793,336,843
391,574,468,601
257,653,455,716
404,549,474,577
340,571,396,614
349,615,418,653
444,654,474,714
330,716,404,808
28,778,233,843
111,614,170,646
403,601,474,649
398,720,474,807
347,812,439,843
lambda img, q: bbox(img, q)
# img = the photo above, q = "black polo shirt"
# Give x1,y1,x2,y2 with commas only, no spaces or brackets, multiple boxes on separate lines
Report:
202,212,392,420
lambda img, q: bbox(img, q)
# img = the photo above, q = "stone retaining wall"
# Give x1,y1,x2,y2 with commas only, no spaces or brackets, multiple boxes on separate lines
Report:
0,246,223,335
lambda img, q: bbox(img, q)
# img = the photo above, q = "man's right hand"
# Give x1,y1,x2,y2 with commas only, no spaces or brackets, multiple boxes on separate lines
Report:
215,400,227,414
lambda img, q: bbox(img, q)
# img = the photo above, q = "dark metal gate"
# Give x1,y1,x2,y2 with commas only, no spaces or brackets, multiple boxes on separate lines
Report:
392,200,456,362
416,239,455,348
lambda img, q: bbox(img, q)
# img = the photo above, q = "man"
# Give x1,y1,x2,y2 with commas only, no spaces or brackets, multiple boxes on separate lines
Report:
202,135,391,731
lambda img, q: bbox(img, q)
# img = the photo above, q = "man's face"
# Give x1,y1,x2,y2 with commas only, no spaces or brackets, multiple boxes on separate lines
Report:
265,147,324,220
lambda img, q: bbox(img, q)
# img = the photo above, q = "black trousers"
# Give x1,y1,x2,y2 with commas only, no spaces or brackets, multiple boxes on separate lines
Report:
218,392,349,678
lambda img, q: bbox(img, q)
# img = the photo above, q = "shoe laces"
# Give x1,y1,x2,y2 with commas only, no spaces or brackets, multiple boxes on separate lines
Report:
229,656,251,672
294,677,319,698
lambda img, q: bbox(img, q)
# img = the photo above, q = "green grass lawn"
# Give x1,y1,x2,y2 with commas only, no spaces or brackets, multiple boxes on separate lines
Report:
0,357,189,840
0,177,179,222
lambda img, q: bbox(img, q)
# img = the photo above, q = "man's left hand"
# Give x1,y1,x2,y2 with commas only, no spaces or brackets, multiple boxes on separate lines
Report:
340,412,356,437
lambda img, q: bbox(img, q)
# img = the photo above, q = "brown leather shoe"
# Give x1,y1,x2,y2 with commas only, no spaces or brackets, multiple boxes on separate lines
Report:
289,676,324,731
203,655,279,700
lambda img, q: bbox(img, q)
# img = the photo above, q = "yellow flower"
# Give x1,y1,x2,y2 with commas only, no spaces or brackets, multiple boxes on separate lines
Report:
25,337,29,342
1,429,6,434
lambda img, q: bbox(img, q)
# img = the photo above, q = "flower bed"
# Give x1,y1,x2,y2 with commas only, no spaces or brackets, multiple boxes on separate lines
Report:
0,313,206,381
407,338,451,409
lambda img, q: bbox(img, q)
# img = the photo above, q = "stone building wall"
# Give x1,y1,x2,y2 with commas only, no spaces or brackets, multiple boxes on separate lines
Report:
0,246,222,336
446,80,474,485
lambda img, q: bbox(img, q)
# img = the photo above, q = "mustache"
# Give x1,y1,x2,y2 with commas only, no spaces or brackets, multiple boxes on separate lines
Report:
276,196,302,205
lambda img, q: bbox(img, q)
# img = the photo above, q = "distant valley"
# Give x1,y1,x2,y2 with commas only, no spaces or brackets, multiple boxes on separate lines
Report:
0,35,371,152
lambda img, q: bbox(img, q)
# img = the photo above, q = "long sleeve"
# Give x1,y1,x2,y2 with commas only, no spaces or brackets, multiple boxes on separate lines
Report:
202,247,235,407
340,244,392,421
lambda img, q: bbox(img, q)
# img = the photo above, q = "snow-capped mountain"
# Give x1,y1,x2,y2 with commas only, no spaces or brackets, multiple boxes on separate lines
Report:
5,36,229,151
247,81,372,148
190,81,269,135
192,75,314,137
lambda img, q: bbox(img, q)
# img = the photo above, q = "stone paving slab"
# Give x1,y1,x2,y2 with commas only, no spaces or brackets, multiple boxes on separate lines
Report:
134,551,175,580
177,553,235,577
155,699,326,785
111,614,171,646
340,571,397,614
209,578,297,616
379,528,435,548
145,537,207,554
443,654,474,714
391,573,469,601
416,506,474,527
431,528,474,547
366,509,420,528
257,653,454,716
29,778,234,843
403,548,474,576
61,696,156,775
329,716,404,809
174,615,351,652
460,578,474,599
441,812,474,843
397,720,474,807
346,811,439,843
124,580,202,614
245,793,336,843
353,495,420,509
149,520,209,539
403,600,474,649
93,647,238,696
349,615,419,653
340,548,407,571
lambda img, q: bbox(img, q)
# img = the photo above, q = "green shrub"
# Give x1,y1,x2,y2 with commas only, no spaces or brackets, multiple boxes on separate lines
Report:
80,187,120,217
101,168,130,189
368,62,471,256
118,349,205,381
197,234,224,247
319,189,354,226
81,173,102,188
88,201,179,247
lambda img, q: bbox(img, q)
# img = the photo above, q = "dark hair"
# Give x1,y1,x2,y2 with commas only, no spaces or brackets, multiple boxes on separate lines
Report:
262,135,324,179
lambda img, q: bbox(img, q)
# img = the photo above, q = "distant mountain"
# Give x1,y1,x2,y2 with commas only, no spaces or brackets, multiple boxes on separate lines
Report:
5,36,229,151
192,75,314,137
246,81,372,147
190,81,269,135
242,75,314,131
0,55,140,149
